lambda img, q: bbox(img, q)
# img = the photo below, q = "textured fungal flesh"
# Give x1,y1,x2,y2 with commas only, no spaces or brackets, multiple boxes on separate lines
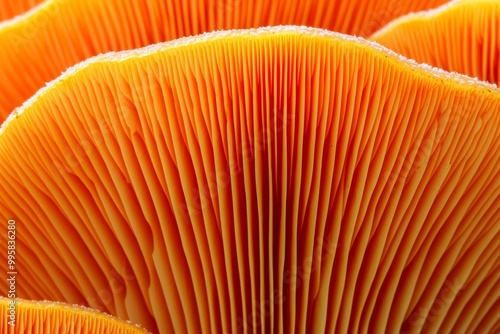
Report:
0,0,450,121
370,0,500,86
1,26,500,333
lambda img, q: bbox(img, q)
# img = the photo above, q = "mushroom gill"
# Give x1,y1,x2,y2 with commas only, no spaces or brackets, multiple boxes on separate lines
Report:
0,0,450,122
0,297,150,333
1,26,499,333
370,0,500,86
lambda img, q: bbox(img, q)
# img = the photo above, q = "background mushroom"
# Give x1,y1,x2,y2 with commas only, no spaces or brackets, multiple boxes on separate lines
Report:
370,0,500,85
1,26,499,333
0,0,451,122
0,0,44,22
0,297,150,333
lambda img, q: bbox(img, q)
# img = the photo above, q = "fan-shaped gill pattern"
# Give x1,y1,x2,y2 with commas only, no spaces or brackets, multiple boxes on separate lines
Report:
0,297,150,333
370,0,500,86
0,0,451,122
0,26,499,334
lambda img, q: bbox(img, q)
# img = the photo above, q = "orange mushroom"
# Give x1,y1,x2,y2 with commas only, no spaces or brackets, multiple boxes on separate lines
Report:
370,0,500,86
0,297,150,333
0,0,44,22
0,26,499,333
0,0,450,122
